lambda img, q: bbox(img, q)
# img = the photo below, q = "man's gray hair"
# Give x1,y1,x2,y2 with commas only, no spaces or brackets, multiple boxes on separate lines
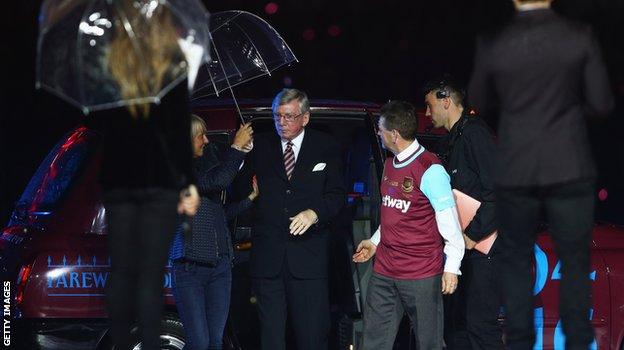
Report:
272,88,310,115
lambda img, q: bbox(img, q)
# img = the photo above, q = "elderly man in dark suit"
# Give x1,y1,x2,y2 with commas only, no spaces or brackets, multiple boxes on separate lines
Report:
238,88,346,350
467,0,614,349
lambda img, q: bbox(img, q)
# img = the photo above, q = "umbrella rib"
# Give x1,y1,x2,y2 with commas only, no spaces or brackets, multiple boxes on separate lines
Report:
205,31,221,97
231,21,271,76
239,11,299,64
224,47,243,78
211,38,244,123
76,0,95,109
210,11,243,33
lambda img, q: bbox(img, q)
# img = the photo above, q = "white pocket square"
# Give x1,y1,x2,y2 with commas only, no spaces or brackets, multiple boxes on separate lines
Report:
312,163,326,171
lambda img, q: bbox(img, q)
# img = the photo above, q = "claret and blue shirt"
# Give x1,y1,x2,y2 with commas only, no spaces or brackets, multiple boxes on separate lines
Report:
371,138,464,279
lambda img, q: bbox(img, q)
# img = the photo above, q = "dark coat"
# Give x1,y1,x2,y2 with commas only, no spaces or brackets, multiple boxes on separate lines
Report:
170,144,251,265
237,128,346,279
468,9,614,187
91,81,194,191
436,113,498,256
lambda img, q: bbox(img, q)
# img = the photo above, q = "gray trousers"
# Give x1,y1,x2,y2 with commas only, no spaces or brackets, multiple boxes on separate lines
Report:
361,272,444,350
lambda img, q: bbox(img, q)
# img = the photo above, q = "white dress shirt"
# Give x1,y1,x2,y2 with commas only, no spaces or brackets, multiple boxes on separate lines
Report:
281,129,305,161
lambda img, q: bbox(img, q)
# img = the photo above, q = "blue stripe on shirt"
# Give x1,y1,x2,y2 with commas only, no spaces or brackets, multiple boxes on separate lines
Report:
419,164,455,212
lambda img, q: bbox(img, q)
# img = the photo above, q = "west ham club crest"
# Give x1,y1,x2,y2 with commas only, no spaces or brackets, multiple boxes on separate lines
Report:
401,176,414,193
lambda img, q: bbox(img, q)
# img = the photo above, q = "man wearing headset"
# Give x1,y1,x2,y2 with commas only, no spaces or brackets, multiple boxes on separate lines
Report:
424,76,501,350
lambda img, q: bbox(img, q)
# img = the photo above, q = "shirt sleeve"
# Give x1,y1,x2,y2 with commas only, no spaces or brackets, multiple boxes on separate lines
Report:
371,225,381,246
420,164,465,274
420,164,455,212
435,207,465,275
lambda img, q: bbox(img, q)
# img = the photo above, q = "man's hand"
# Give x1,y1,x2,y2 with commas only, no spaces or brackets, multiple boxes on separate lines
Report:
289,209,318,235
463,234,477,250
232,123,253,152
177,185,200,216
352,239,377,263
248,175,259,201
441,272,458,295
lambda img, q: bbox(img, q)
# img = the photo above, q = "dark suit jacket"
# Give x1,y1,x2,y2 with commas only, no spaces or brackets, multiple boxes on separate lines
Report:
468,9,614,187
238,128,346,279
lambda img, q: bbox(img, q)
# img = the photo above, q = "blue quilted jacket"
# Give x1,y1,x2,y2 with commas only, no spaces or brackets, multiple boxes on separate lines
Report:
170,144,251,265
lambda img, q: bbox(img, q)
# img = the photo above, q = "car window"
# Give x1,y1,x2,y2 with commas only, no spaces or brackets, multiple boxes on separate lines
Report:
11,126,98,225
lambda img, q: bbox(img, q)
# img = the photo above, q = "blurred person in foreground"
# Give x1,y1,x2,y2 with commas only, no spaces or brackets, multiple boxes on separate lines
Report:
93,4,200,349
353,100,464,350
424,76,501,349
468,0,614,349
170,115,256,350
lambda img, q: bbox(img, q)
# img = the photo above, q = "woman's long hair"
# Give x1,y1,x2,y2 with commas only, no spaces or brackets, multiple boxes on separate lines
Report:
108,2,182,118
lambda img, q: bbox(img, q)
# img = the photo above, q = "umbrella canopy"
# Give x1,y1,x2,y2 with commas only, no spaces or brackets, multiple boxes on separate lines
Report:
191,10,297,100
36,0,211,114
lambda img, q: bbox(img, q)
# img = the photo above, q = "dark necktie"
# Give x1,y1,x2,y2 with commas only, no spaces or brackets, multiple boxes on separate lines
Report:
284,141,295,180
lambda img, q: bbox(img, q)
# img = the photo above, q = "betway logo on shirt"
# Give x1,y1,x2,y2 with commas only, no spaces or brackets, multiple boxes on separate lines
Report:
382,195,411,213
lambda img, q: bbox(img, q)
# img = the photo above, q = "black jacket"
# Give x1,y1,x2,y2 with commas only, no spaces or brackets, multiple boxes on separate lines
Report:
468,9,613,187
92,80,194,191
236,129,346,279
436,113,498,256
170,143,251,265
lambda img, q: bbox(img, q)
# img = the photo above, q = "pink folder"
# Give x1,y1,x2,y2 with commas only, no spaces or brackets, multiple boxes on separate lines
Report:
452,189,497,255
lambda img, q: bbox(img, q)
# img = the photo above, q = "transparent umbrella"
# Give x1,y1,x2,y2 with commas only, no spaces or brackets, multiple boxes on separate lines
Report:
191,10,298,120
36,0,211,114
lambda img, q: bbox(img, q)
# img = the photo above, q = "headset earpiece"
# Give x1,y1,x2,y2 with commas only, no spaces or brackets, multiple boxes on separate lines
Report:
436,89,450,99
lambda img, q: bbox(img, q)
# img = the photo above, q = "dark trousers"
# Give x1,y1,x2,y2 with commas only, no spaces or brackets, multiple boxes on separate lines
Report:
445,255,504,350
498,180,595,350
252,265,330,350
361,272,443,350
104,188,179,350
172,258,232,350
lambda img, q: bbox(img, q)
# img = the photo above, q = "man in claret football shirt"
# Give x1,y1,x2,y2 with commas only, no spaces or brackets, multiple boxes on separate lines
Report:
353,100,465,350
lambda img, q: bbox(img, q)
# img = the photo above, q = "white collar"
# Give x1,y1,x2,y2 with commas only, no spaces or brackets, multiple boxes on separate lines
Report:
517,3,550,11
396,139,420,162
282,129,305,149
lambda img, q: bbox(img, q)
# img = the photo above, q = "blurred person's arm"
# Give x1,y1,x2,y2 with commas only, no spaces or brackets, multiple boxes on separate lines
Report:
582,27,614,117
467,37,496,118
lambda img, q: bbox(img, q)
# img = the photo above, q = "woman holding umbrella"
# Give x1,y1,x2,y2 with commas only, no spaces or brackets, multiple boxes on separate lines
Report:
170,115,255,350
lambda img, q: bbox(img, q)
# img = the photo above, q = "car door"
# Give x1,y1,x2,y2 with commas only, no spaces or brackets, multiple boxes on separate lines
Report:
534,231,610,349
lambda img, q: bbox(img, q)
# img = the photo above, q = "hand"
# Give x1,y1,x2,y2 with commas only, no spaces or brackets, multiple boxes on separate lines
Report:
248,175,259,201
289,209,318,235
463,234,477,250
177,185,200,216
352,239,377,263
242,140,254,152
233,123,253,151
441,272,458,295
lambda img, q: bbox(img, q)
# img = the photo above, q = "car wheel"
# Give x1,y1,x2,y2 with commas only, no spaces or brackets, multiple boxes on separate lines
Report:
98,316,186,350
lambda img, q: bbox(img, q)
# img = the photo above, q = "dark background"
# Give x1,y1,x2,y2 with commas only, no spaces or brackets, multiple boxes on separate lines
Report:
1,0,623,226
